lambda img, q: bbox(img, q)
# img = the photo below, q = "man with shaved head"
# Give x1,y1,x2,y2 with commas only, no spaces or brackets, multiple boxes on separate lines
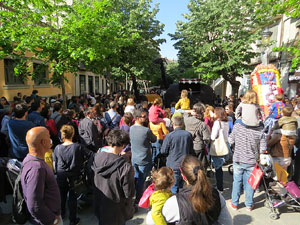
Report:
21,127,63,225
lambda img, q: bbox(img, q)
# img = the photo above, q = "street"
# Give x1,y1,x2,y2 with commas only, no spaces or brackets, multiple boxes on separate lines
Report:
1,165,300,225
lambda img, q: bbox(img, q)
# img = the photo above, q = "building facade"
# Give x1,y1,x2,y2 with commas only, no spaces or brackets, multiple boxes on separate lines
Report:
0,58,124,101
213,15,300,99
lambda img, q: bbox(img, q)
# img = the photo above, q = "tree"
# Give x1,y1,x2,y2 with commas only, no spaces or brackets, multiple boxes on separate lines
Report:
0,0,163,105
256,0,300,70
171,0,267,96
109,0,165,100
0,0,129,107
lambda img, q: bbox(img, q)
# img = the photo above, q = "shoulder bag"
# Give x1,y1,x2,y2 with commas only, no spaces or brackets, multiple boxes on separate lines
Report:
210,121,229,156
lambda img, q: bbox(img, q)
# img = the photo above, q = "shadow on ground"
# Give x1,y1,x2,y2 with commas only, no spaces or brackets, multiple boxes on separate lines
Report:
233,214,252,225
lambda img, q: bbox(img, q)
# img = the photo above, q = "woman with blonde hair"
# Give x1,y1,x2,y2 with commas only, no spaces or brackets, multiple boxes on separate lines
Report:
161,155,232,225
124,97,136,115
235,90,264,127
204,105,214,132
53,125,89,225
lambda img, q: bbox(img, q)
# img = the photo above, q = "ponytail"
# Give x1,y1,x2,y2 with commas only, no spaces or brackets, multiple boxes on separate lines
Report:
190,169,214,213
181,155,215,213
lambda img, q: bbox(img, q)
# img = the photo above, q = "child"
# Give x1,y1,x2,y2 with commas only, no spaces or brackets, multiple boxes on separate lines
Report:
147,167,174,225
273,106,298,136
204,105,214,132
175,89,190,111
163,108,173,132
269,94,285,119
148,98,165,124
235,90,264,127
264,94,286,136
149,114,169,165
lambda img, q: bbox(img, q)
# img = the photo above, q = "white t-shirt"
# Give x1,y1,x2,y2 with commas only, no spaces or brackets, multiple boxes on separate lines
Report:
145,192,232,225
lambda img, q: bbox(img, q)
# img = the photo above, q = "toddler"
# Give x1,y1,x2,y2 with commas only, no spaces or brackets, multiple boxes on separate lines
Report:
147,167,174,225
148,98,165,124
273,106,298,136
269,94,285,119
235,90,264,127
175,89,190,111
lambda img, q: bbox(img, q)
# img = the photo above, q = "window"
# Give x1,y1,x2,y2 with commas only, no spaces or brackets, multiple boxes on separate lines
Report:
88,76,94,94
102,79,105,94
4,59,24,85
95,76,99,94
33,63,48,85
80,75,86,94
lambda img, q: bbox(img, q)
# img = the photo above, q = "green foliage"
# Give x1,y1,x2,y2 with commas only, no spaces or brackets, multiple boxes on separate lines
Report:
256,0,300,70
165,60,199,82
0,0,164,94
172,0,268,93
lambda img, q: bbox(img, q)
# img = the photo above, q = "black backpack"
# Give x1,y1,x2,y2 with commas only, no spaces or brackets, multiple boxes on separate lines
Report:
12,160,38,224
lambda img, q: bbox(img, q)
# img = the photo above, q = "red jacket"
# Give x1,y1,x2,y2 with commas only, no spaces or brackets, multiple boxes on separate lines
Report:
148,105,165,123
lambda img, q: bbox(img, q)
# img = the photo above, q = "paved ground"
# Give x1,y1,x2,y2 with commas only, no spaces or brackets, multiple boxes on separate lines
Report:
1,165,300,225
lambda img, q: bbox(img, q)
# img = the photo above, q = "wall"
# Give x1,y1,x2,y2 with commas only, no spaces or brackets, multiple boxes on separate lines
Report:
0,59,75,101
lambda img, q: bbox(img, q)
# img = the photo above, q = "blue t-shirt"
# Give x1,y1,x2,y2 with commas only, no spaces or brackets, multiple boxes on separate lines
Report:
7,119,35,160
269,102,285,119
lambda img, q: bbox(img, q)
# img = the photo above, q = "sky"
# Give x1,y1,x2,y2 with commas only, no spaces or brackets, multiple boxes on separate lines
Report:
151,0,190,60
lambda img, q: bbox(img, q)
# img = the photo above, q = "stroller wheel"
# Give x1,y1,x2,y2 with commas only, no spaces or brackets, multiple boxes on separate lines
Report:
228,165,233,175
269,212,279,220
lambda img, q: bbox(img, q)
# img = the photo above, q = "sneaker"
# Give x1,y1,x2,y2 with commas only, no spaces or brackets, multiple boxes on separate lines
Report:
246,205,254,212
228,200,238,210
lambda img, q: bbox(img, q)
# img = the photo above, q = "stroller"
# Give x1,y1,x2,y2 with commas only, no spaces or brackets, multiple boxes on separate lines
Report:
261,160,300,220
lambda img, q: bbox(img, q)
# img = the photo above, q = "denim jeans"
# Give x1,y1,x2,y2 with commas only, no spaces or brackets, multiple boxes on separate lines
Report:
231,162,255,208
171,169,184,194
152,139,163,164
133,163,152,203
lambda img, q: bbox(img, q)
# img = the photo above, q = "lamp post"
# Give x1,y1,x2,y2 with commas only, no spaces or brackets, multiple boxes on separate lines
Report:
261,28,273,65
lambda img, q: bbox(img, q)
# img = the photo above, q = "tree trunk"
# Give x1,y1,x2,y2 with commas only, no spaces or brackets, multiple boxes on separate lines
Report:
60,74,67,109
106,68,111,95
222,72,241,98
160,61,168,89
131,75,140,102
230,81,240,99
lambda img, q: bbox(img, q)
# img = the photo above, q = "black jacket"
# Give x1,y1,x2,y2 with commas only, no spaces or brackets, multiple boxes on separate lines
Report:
176,186,221,225
92,152,135,225
78,117,101,151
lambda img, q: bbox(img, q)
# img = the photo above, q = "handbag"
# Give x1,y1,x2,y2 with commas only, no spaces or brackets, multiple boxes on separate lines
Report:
210,122,229,156
138,183,155,209
248,164,264,190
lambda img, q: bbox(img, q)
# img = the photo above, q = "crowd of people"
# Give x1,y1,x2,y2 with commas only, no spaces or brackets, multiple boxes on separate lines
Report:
0,88,300,225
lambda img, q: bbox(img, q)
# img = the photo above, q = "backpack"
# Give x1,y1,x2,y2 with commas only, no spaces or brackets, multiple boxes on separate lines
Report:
11,159,38,224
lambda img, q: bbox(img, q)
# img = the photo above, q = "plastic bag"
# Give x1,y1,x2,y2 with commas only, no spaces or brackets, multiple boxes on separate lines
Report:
248,164,264,190
138,183,155,209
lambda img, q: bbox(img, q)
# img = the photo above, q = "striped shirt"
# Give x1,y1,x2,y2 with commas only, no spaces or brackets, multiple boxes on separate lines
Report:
229,123,267,165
